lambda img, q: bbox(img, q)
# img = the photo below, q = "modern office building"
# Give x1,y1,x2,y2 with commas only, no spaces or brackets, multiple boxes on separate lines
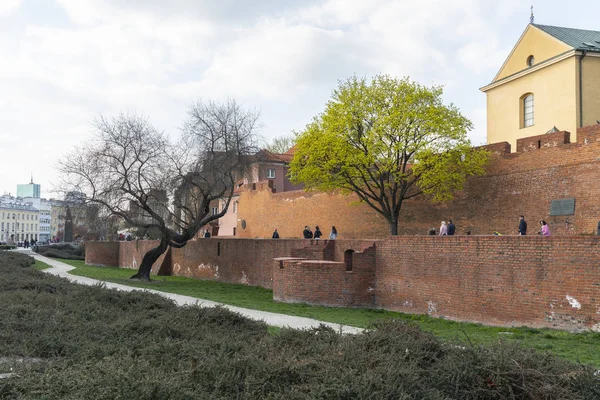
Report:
17,176,41,199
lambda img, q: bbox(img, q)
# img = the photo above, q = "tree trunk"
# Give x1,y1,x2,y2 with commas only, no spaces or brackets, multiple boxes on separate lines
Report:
130,239,169,281
389,220,398,235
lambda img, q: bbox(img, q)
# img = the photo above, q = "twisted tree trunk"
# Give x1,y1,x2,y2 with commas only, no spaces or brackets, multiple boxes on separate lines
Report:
130,238,169,281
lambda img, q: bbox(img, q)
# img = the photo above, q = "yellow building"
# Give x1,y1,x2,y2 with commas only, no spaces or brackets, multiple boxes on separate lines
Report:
0,202,39,243
481,24,600,149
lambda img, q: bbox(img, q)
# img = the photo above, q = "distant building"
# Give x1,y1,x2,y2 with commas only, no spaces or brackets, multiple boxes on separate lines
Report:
22,197,53,242
214,147,302,237
0,200,39,243
50,192,96,242
17,176,41,199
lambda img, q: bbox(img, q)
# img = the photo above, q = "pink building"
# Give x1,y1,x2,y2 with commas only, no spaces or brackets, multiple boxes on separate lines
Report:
212,147,303,237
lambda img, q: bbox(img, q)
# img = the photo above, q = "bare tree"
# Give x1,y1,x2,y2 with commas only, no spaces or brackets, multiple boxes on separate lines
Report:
59,100,260,280
265,134,295,154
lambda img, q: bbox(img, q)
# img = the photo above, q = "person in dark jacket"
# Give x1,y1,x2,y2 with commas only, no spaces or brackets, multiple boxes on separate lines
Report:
272,229,280,239
447,220,456,235
303,226,313,239
314,226,322,240
518,215,527,235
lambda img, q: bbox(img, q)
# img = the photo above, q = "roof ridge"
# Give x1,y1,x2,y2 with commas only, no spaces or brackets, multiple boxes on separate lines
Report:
533,23,600,34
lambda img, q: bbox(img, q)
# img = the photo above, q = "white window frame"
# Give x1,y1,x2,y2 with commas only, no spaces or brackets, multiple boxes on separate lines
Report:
267,168,275,179
523,94,534,128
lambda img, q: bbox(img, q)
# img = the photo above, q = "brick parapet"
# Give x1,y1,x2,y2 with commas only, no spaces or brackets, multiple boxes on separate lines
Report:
87,236,600,330
376,235,600,331
516,130,571,153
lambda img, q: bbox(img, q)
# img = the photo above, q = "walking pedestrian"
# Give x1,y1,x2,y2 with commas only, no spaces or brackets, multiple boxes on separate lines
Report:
539,220,551,236
518,215,527,235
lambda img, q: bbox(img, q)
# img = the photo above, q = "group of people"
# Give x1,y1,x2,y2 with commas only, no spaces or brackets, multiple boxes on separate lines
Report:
518,215,551,236
438,220,456,236
437,216,551,236
271,226,338,240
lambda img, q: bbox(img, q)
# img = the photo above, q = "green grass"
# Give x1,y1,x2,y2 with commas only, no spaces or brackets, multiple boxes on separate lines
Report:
60,259,600,368
33,259,53,270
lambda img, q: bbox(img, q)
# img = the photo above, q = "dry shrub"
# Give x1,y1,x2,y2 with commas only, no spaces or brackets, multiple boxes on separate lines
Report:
0,255,598,399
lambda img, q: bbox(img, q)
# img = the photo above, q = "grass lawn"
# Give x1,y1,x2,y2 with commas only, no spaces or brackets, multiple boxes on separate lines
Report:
59,258,600,368
33,259,53,270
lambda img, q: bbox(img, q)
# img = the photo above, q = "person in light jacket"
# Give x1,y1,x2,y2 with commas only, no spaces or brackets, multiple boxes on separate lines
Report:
439,221,448,236
329,226,338,240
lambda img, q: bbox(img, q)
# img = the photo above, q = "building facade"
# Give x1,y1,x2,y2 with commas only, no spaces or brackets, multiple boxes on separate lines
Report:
481,23,600,149
16,179,41,199
0,201,39,243
22,197,53,242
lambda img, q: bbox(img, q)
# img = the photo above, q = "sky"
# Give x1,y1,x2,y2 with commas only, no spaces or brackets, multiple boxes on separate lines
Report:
1,0,599,198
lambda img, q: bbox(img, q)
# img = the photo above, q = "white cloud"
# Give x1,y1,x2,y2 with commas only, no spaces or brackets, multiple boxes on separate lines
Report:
2,0,593,196
0,0,21,17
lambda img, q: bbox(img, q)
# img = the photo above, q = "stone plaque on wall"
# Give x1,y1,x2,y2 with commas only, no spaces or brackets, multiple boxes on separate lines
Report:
550,198,575,216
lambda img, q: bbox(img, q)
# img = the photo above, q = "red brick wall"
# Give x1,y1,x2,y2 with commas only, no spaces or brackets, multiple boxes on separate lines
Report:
86,237,600,330
273,245,376,307
117,240,168,274
237,125,600,238
376,236,600,331
85,241,120,267
168,238,307,288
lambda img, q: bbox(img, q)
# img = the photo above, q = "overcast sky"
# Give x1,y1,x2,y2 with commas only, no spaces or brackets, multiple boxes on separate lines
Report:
1,0,599,198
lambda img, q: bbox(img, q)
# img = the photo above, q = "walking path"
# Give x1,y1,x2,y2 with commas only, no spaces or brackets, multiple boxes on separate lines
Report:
24,250,363,334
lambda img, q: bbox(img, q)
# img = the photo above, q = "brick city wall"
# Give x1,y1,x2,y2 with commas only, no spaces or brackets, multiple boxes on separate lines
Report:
376,236,600,331
86,236,600,330
273,240,377,307
236,125,600,239
85,241,120,267
86,238,372,289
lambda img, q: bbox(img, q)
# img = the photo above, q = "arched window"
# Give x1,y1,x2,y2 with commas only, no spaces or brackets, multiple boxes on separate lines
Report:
522,93,534,128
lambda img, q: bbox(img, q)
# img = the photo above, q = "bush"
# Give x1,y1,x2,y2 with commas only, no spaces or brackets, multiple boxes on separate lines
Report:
33,244,85,260
0,261,598,399
0,245,17,250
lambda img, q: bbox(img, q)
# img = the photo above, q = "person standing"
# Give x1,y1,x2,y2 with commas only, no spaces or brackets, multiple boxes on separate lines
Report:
314,226,322,240
329,226,338,240
518,215,527,235
303,226,313,239
539,221,551,236
272,229,280,239
439,221,448,235
447,219,456,235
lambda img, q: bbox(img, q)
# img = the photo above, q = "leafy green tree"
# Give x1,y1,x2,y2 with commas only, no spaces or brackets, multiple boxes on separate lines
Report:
289,75,489,235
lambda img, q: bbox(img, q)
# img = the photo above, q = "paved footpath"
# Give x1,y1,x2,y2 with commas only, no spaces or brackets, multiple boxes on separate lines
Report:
24,250,363,334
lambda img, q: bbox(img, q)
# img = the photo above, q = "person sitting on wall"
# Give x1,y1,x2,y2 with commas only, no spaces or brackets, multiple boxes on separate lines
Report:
272,229,280,239
538,220,551,236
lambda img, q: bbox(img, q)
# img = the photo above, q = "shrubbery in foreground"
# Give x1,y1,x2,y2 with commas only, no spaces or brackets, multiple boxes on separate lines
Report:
33,243,85,260
0,252,598,399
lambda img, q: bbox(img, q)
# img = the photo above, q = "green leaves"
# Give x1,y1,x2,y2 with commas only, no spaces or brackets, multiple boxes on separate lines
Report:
289,74,489,234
